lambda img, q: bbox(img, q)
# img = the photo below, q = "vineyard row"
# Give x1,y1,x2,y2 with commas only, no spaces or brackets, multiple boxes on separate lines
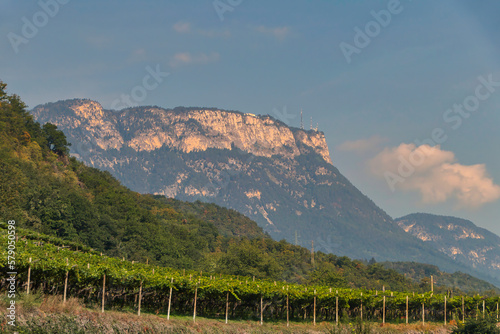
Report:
2,232,500,325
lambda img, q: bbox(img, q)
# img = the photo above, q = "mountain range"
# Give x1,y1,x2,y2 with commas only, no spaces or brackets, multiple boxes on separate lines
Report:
31,98,500,286
396,213,500,287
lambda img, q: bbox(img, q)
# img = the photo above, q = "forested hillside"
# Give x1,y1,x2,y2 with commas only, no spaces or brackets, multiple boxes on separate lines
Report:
0,81,494,294
382,262,499,295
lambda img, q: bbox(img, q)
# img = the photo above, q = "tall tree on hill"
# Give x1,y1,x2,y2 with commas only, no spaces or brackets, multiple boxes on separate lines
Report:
42,123,71,156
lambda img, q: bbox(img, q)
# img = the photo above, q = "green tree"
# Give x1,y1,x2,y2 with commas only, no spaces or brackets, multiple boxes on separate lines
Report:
42,123,70,155
307,262,348,287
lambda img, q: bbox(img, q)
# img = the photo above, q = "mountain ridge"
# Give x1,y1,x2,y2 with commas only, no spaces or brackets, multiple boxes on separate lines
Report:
396,213,500,286
31,99,333,164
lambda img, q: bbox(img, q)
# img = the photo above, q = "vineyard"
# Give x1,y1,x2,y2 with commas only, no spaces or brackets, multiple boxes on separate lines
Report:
2,224,500,326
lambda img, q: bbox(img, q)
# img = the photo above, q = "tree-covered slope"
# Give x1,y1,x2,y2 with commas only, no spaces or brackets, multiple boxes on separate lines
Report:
382,262,500,295
0,82,236,269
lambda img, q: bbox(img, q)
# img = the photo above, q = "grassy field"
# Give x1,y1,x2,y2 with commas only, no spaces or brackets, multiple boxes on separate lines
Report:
0,292,455,333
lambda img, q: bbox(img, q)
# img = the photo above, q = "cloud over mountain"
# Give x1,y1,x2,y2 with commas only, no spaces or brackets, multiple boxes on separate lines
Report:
369,143,500,208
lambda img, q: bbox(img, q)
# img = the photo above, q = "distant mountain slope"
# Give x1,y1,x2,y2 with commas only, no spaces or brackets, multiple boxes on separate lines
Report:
31,99,490,279
396,213,500,287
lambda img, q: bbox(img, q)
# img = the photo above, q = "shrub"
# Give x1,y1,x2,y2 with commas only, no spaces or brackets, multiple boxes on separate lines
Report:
451,316,500,334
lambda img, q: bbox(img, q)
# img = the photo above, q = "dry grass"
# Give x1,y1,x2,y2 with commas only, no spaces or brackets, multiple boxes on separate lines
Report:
0,293,454,333
375,322,451,334
39,295,85,314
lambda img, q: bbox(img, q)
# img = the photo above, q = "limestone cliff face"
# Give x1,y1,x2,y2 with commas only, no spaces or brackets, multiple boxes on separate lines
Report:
32,99,125,151
32,100,332,165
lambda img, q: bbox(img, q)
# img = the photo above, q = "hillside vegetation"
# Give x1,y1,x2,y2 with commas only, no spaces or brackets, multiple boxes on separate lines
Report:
383,262,499,295
0,81,495,294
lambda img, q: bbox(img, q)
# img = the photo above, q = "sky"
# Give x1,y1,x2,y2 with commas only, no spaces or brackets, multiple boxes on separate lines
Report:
1,0,500,235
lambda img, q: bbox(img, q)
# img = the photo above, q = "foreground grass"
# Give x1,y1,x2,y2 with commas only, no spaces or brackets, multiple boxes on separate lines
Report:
0,293,452,333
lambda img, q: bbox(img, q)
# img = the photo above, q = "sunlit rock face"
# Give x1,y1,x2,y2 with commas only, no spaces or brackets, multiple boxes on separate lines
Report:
33,99,332,164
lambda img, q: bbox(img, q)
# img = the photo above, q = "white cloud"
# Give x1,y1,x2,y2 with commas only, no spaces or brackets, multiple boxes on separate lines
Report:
369,143,500,208
337,135,388,154
173,22,230,38
255,26,291,41
169,52,220,68
127,48,147,63
173,22,191,33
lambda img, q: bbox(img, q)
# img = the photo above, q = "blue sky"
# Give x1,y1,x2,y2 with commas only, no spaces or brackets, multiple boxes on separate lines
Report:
2,0,500,234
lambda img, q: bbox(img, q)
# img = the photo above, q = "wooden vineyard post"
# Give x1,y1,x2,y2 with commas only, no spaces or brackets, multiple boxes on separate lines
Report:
422,302,425,326
193,284,198,323
360,292,363,322
260,295,263,325
497,302,499,321
225,291,229,324
167,277,173,320
431,275,433,292
26,257,32,295
336,296,339,326
406,295,408,324
286,287,289,327
483,300,485,319
304,296,307,320
462,296,465,322
138,281,143,316
444,295,447,325
102,274,106,313
63,258,69,303
383,296,386,324
313,290,317,326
